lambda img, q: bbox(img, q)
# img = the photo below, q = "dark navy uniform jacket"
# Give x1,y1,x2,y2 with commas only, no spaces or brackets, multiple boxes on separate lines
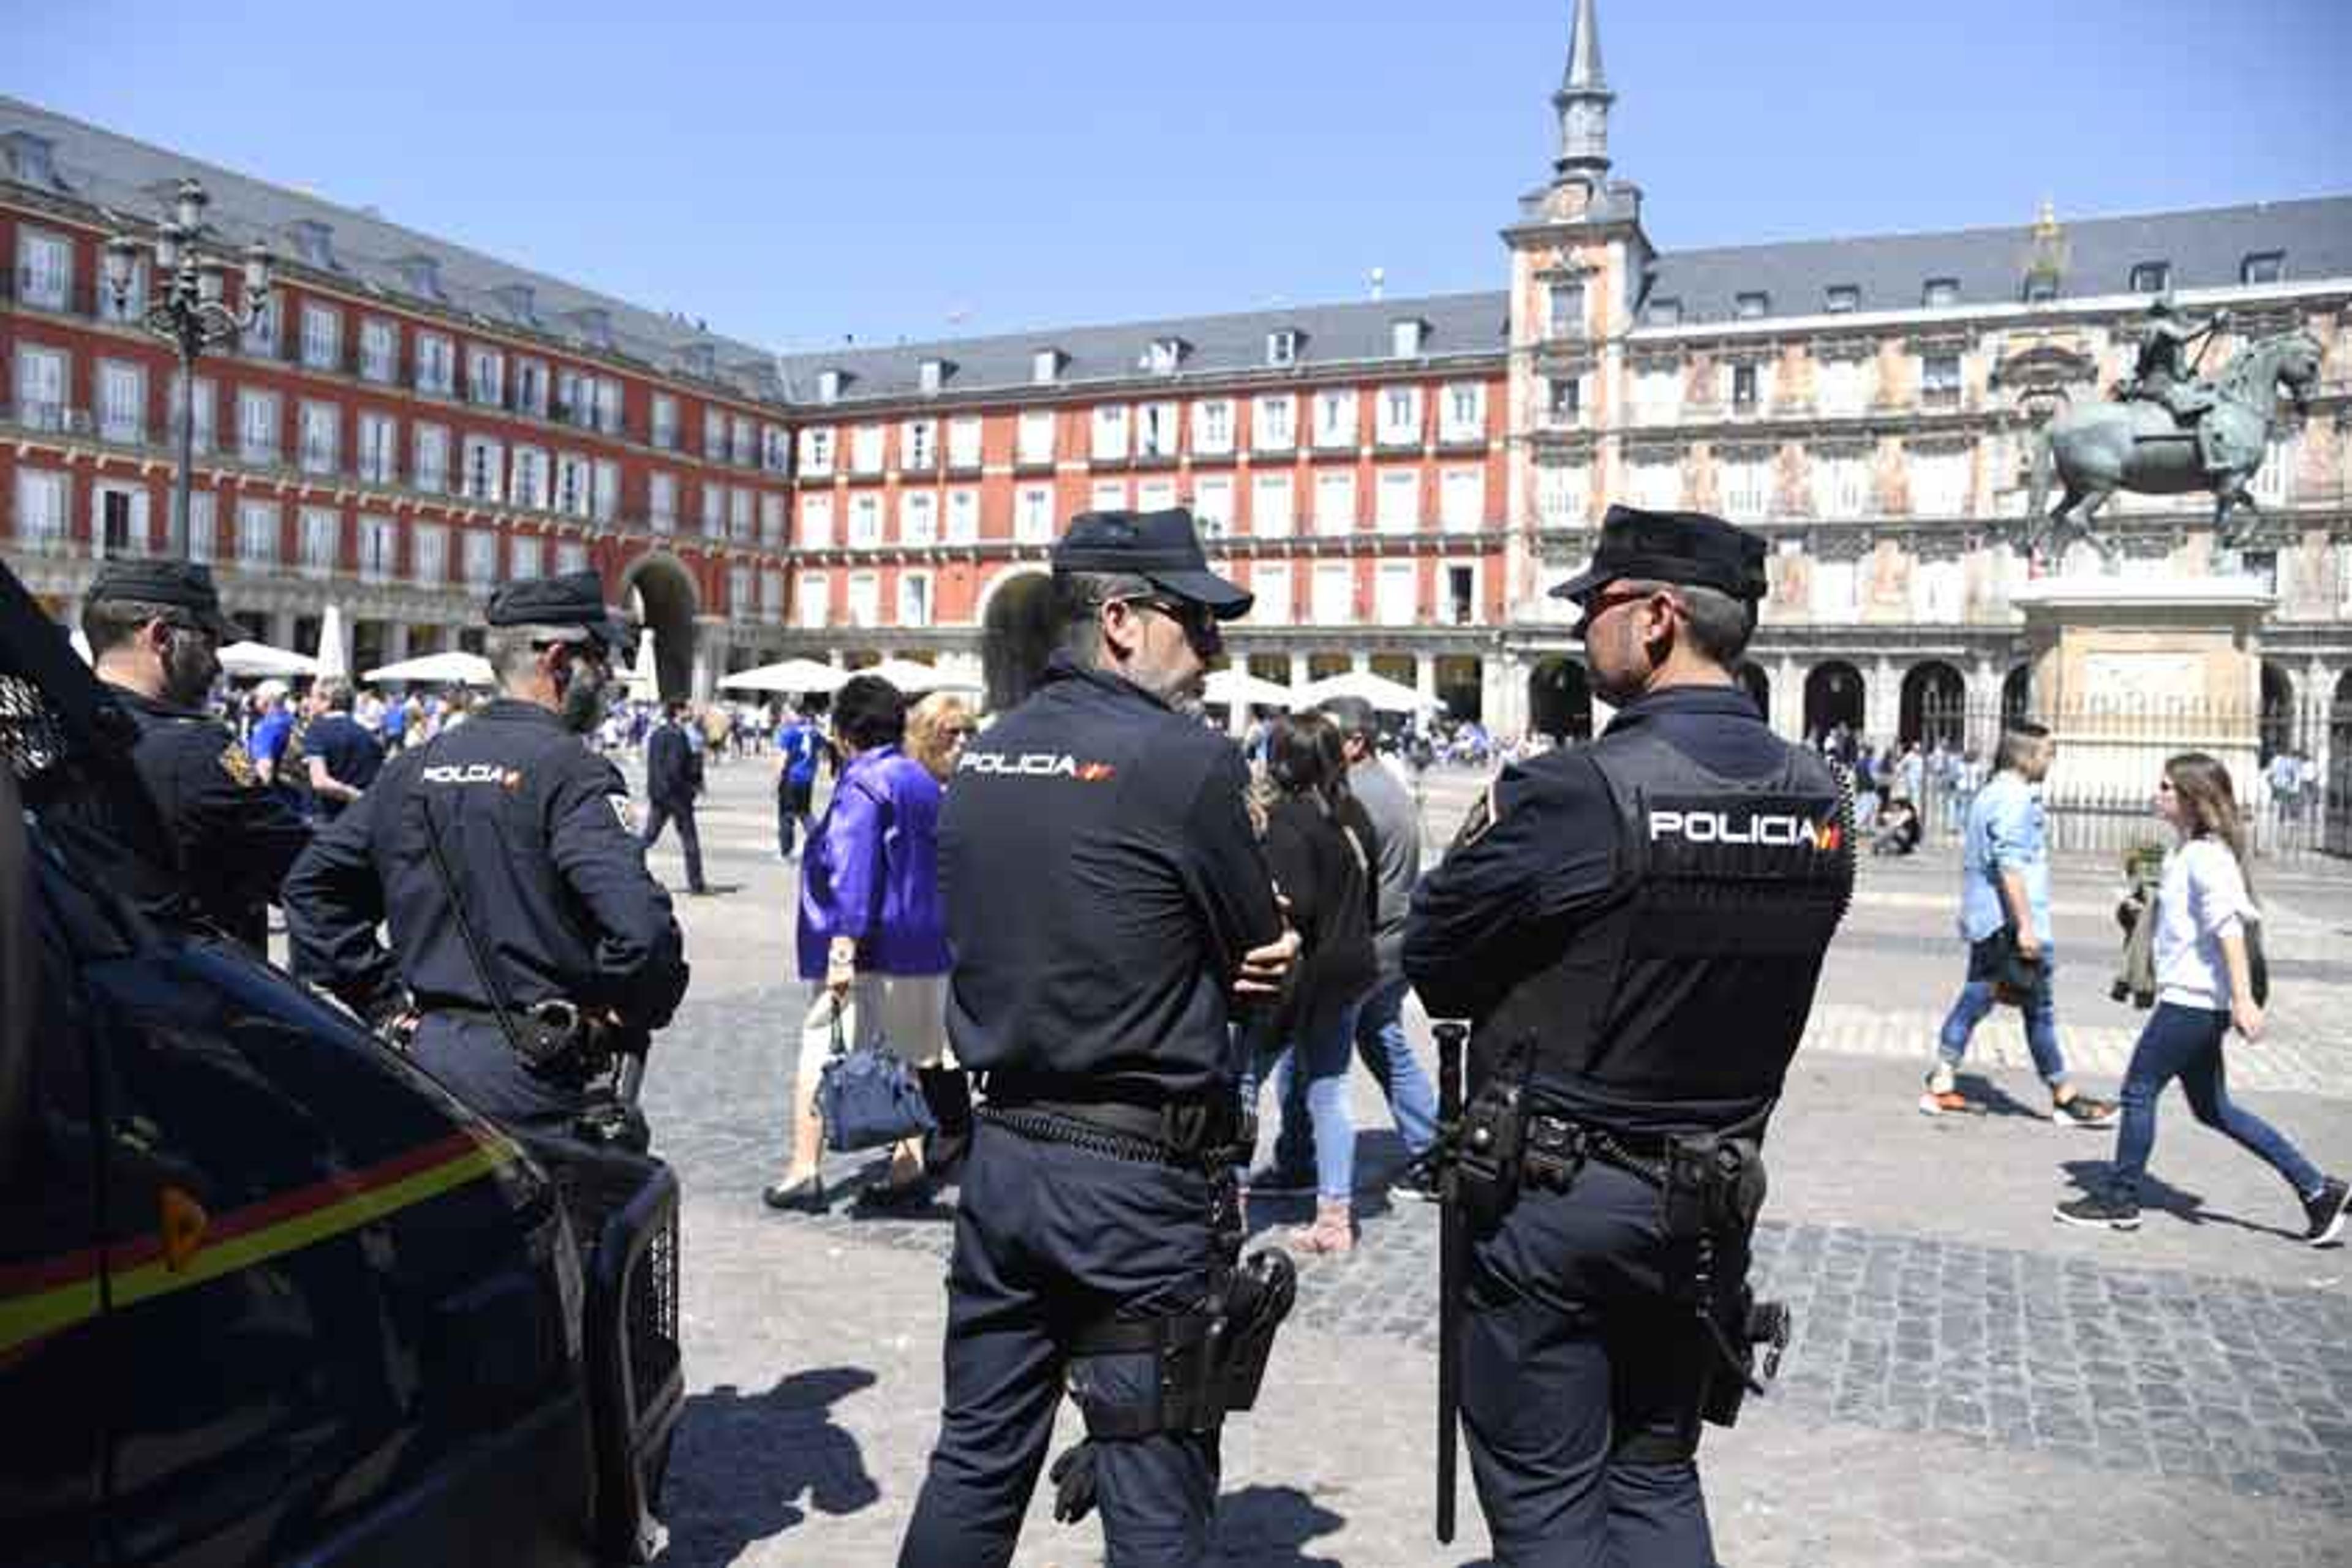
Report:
940,654,1282,1104
284,699,688,1031
644,722,701,809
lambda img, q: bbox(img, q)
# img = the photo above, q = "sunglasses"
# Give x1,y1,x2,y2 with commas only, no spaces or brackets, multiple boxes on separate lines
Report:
1117,595,1220,641
1573,584,1681,638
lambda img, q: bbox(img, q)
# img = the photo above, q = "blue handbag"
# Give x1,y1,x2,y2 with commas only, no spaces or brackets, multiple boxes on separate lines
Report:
814,998,937,1153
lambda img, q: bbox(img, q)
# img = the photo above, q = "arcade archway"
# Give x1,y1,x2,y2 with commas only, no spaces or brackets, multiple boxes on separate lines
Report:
1803,660,1864,741
978,570,1055,713
2259,660,2294,763
622,552,699,701
1901,660,1966,747
2001,665,2033,728
1528,655,1593,742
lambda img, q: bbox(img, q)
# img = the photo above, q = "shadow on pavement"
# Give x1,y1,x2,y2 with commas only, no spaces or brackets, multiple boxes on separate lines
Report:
652,1365,881,1566
1213,1483,1348,1566
1950,1072,2051,1120
2057,1159,2301,1241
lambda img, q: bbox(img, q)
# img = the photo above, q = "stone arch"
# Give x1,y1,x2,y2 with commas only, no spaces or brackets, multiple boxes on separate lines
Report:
2001,664,2034,728
620,551,700,702
1900,660,1967,747
1528,655,1593,742
1803,660,1865,741
2259,659,2295,763
978,568,1056,713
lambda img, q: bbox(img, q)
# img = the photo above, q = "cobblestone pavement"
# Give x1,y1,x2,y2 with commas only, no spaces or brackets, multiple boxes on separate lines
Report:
627,756,2351,1566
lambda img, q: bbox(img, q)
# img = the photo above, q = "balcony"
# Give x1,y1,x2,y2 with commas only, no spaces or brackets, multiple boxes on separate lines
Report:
1920,384,1964,411
299,442,340,477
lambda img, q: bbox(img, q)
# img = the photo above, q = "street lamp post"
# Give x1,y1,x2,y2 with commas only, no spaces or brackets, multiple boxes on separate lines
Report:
105,178,271,561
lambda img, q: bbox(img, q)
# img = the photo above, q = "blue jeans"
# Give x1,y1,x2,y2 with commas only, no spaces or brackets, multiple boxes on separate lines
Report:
1266,975,1438,1169
1245,1002,1360,1202
1937,938,2068,1088
2109,1002,2323,1204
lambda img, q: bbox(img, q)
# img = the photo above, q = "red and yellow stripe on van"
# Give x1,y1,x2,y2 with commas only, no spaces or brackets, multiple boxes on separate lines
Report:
0,1123,522,1356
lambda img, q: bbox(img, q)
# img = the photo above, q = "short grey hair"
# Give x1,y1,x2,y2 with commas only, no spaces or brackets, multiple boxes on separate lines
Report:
483,624,592,686
1618,579,1754,666
1054,570,1156,668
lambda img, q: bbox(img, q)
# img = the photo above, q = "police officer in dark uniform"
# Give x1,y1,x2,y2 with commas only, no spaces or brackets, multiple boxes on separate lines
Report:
63,559,311,949
282,571,688,1139
899,510,1300,1568
1406,506,1853,1567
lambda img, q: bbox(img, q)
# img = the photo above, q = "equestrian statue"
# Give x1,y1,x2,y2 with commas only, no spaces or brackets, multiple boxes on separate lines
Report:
2017,295,2321,559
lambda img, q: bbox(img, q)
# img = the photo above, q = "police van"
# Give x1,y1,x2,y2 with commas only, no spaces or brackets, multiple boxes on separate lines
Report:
0,560,679,1567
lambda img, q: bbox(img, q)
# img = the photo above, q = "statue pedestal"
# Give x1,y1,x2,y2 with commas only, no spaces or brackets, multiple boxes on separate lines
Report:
2012,576,2273,798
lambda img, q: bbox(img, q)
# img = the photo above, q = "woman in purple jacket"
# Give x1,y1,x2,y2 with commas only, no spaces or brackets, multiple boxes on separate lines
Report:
764,676,952,1213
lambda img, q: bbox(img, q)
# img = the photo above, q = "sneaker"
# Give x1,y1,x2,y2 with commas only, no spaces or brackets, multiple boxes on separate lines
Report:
2054,1192,2141,1231
1919,1063,1971,1116
1389,1159,1442,1204
2052,1093,2119,1129
2302,1176,2351,1248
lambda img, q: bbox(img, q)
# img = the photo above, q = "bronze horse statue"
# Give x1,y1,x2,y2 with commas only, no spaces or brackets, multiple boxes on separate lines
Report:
2020,330,2321,559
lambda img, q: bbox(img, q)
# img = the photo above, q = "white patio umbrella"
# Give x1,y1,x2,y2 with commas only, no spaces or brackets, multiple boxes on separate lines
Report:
1203,667,1295,709
857,658,977,694
219,641,320,680
626,625,661,699
313,604,350,682
1288,669,1439,714
362,650,496,687
720,658,849,695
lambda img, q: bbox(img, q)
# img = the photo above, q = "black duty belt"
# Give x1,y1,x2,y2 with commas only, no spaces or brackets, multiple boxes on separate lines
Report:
979,1094,1249,1172
1520,1108,1673,1193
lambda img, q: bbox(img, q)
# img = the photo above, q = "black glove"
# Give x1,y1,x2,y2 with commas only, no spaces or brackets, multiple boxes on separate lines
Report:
1049,1440,1100,1525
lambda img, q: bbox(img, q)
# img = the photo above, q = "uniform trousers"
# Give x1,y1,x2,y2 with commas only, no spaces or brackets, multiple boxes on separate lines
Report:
900,1119,1229,1568
410,1013,592,1135
639,797,706,892
1463,1160,1730,1568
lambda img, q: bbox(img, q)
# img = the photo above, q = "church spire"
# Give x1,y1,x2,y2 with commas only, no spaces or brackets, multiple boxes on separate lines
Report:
1552,0,1613,184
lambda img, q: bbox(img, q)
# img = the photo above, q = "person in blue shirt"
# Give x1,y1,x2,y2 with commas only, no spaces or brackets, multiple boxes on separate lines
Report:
775,705,826,859
1922,720,2117,1126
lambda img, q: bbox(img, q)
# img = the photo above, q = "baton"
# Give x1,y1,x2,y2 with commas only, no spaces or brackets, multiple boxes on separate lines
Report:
1433,1016,1470,1545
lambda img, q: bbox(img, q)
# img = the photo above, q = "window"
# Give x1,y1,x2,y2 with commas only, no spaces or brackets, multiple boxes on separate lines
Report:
651,393,679,450
731,415,755,466
1193,399,1233,456
1267,330,1298,368
1547,281,1585,339
721,565,752,622
238,388,281,465
1031,349,1061,385
1137,475,1177,511
12,468,67,546
1377,560,1419,627
648,471,677,532
186,491,217,562
1147,338,1182,374
1812,559,1856,619
1440,467,1485,531
237,499,280,565
1313,389,1356,449
1921,352,1963,406
1314,471,1356,535
1734,292,1768,320
97,252,147,323
2022,271,2059,304
703,410,726,462
15,228,70,310
357,412,399,484
903,419,937,471
2252,431,2296,505
1253,394,1295,451
241,295,281,358
1378,386,1422,446
463,530,497,587
791,491,829,547
1251,472,1294,537
797,571,831,628
1535,464,1585,530
816,369,842,404
1642,298,1681,326
510,445,548,510
594,459,620,524
1376,469,1419,533
846,571,880,628
799,425,837,476
898,571,933,628
414,332,454,395
1014,485,1055,543
1627,453,1679,511
1818,356,1868,417
2241,251,2284,285
1193,475,1234,537
1090,479,1127,511
171,372,216,453
1547,377,1581,426
515,358,548,418
300,304,341,371
510,535,545,580
1091,404,1129,461
411,522,447,584
851,424,885,475
1446,564,1478,625
947,417,982,470
1825,285,1860,314
358,513,398,581
699,480,725,535
1719,452,1769,521
299,401,339,474
359,318,398,383
1251,561,1292,623
413,423,450,493
1129,402,1173,459
1910,447,1968,515
2130,262,2171,295
554,541,587,576
761,570,784,619
462,435,504,502
1391,319,1425,358
1312,561,1354,623
97,360,144,444
900,491,937,545
301,505,340,575
1017,410,1055,465
1632,364,1681,425
1814,448,1871,518
946,488,979,543
920,358,949,394
848,492,882,548
1922,277,1959,308
466,346,505,408
761,491,787,545
1441,382,1486,442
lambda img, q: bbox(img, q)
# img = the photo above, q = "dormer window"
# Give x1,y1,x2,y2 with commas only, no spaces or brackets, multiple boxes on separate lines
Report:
816,369,844,405
287,219,336,270
1147,337,1186,374
680,342,717,380
1267,329,1299,368
919,358,952,394
395,254,443,301
492,283,537,325
2,131,56,186
1031,349,1063,385
1922,277,1959,308
2129,261,2170,295
568,309,613,351
1642,298,1681,327
1390,318,1427,357
1733,292,1768,320
2022,271,2060,304
1825,285,1860,314
2241,251,2284,285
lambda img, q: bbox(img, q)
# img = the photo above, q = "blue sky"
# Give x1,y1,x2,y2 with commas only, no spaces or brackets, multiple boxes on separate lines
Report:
6,0,2347,352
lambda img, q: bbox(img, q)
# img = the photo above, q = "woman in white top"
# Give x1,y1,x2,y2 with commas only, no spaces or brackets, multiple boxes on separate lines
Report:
2056,752,2348,1245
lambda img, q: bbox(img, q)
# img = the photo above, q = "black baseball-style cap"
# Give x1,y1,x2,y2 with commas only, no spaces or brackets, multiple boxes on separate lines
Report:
84,557,241,640
1550,504,1770,609
1052,508,1253,620
486,570,636,656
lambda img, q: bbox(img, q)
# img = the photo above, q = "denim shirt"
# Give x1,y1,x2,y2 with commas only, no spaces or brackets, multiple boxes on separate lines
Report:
796,745,952,979
1959,770,2050,944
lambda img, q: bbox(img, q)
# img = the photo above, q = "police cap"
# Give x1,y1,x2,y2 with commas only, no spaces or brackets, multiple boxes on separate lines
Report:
1052,508,1253,620
485,570,635,657
1550,504,1768,608
85,557,240,640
